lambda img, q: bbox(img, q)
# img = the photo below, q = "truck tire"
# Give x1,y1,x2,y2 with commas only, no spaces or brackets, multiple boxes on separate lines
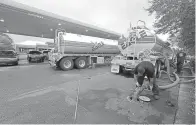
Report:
59,57,74,71
75,57,87,69
119,66,123,73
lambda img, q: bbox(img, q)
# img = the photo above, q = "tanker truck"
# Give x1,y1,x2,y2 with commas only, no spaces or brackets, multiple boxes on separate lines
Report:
0,33,15,50
111,22,173,77
0,33,19,65
48,30,120,71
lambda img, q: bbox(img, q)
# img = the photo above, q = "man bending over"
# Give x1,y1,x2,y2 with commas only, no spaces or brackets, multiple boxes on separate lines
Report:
130,61,160,101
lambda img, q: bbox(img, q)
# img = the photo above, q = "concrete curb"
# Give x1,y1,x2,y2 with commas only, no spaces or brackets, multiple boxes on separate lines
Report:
174,71,195,124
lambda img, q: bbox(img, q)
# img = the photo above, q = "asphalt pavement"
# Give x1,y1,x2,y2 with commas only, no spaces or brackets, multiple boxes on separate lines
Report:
0,64,188,124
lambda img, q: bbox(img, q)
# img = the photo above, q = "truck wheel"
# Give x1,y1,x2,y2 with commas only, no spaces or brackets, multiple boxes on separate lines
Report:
119,66,123,73
75,57,87,69
59,57,74,71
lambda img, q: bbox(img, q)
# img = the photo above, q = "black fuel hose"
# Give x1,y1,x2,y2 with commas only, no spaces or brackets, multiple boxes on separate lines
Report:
156,54,195,90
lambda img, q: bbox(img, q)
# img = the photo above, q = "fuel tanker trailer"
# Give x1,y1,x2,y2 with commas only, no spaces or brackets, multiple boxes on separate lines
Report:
49,31,120,71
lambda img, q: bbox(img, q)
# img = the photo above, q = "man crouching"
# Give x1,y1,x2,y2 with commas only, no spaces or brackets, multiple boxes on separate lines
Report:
130,61,160,101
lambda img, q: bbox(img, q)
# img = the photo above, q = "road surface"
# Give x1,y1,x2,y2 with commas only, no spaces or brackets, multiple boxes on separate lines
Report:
0,64,180,124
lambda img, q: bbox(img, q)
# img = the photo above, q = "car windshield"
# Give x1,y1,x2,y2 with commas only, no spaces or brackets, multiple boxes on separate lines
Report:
29,51,41,54
0,51,15,56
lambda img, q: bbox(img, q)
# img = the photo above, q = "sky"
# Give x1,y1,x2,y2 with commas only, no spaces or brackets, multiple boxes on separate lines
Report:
8,0,169,44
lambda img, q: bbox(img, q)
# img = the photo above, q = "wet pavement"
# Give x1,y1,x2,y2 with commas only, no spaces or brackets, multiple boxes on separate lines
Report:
0,64,182,124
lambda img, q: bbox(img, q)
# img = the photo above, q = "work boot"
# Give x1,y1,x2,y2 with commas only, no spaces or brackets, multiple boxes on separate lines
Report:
152,84,160,100
153,95,160,100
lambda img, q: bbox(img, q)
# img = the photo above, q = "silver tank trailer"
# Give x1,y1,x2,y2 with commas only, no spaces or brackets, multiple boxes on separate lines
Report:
59,40,120,54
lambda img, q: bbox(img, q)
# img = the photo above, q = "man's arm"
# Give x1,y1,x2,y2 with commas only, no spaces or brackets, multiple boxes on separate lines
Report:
133,65,138,82
134,74,137,83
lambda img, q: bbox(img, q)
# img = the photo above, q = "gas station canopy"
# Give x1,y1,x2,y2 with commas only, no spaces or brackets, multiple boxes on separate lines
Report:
0,0,121,40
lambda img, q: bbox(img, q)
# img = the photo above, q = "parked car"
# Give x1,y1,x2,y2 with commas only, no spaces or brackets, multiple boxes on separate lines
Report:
27,50,44,63
42,50,50,60
0,50,19,66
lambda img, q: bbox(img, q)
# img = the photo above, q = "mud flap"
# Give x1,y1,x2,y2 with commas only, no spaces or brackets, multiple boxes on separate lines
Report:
111,64,120,73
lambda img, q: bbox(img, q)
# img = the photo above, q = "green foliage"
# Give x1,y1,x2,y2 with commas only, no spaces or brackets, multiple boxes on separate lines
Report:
0,33,15,50
146,0,195,55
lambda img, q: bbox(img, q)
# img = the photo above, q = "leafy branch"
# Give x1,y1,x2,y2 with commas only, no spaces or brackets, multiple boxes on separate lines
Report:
145,0,195,55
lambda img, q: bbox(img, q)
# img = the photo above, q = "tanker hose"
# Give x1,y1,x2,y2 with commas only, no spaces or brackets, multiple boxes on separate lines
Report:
158,71,179,90
159,70,174,82
156,54,195,90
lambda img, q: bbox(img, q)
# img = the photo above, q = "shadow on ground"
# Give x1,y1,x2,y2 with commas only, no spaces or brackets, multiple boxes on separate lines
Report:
114,72,134,78
0,65,16,67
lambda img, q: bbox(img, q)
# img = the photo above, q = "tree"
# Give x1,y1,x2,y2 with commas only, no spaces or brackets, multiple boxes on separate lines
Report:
146,0,195,55
0,33,15,50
